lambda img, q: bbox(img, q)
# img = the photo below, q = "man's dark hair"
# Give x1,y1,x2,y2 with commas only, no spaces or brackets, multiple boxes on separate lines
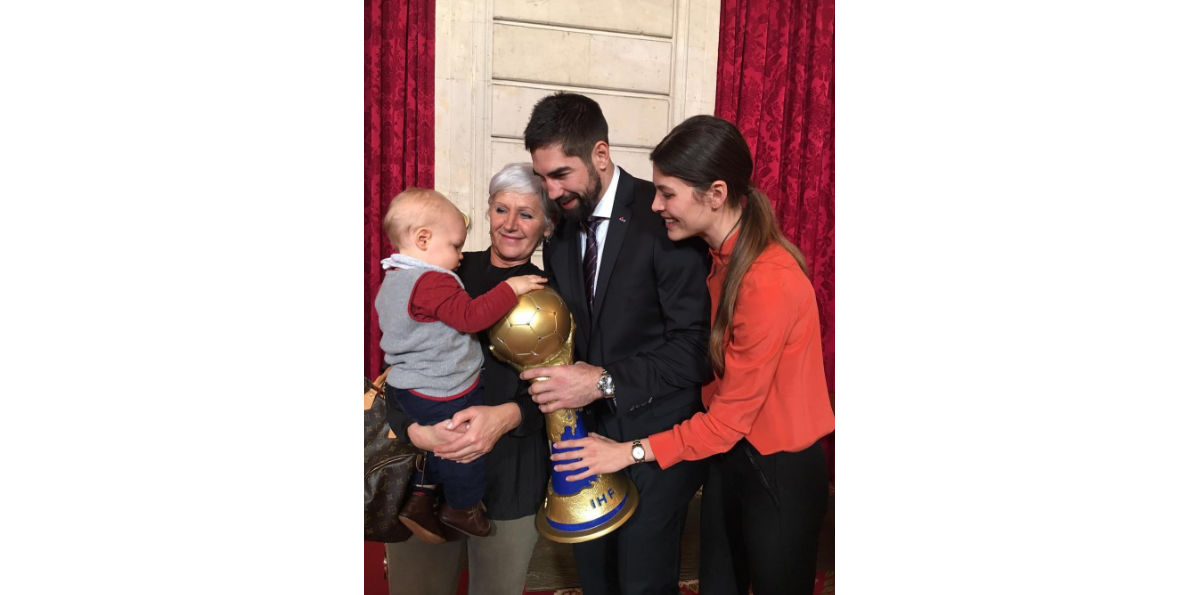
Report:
523,92,610,160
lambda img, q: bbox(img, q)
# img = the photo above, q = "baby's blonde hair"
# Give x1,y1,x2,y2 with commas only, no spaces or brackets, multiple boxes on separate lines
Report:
383,187,458,250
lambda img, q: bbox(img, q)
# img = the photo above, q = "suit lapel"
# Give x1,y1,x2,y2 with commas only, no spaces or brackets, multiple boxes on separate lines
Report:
590,167,634,330
556,224,591,356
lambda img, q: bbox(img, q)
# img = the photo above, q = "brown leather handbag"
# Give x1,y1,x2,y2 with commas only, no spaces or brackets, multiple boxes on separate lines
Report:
364,369,422,543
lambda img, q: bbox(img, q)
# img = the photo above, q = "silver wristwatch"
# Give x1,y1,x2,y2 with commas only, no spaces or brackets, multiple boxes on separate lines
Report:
596,368,615,397
631,439,646,464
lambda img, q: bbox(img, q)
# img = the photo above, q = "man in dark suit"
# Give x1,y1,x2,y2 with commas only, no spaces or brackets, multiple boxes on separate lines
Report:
519,92,712,595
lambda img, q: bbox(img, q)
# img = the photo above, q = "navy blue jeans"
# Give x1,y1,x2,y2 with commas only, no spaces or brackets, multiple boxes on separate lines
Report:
390,382,486,509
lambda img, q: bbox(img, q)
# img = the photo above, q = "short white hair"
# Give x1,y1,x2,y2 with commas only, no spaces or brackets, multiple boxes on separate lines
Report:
488,162,553,232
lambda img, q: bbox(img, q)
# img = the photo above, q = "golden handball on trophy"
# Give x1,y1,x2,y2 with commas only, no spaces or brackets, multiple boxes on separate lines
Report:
488,288,639,543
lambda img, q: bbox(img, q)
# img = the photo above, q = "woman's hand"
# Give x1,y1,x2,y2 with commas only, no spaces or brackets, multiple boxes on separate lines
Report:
550,434,634,482
433,403,522,463
407,421,467,452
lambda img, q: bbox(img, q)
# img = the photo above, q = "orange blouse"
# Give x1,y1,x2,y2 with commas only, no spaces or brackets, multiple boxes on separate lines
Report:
647,232,834,469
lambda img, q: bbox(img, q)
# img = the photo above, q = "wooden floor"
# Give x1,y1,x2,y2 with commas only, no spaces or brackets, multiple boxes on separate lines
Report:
523,488,834,591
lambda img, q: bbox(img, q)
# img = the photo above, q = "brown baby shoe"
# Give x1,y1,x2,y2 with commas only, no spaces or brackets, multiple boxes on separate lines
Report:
398,491,447,544
438,502,494,538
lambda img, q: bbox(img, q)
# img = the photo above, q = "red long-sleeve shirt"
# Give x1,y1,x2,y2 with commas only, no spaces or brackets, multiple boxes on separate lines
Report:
648,233,834,469
408,271,517,332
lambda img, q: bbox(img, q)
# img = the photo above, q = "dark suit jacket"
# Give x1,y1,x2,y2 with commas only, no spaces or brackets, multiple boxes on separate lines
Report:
544,167,712,443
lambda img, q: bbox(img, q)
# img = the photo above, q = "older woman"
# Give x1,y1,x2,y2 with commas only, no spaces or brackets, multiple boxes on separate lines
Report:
386,163,555,595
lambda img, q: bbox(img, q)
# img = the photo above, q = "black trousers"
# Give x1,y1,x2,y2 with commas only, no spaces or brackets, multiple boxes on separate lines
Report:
572,456,707,595
389,383,486,509
699,439,829,595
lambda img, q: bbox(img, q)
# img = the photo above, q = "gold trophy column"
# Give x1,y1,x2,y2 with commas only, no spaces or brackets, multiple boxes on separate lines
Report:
488,288,639,543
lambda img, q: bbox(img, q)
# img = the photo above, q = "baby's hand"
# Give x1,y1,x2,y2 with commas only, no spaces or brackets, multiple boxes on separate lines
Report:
504,275,547,296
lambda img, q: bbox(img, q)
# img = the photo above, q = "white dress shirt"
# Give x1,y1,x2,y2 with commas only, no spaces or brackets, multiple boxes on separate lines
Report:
580,166,621,294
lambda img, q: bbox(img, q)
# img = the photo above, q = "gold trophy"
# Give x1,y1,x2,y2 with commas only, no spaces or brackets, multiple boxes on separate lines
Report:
488,288,639,543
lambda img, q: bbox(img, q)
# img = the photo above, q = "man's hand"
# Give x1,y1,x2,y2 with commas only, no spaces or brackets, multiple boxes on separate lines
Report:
521,362,605,413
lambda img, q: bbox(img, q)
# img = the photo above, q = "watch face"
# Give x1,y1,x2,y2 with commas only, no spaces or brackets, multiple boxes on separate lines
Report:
632,445,645,460
599,374,614,395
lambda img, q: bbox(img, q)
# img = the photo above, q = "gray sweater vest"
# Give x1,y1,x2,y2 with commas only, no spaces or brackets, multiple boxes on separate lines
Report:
376,256,483,397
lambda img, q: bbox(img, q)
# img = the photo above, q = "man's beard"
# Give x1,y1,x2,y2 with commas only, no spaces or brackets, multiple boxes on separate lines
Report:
558,166,604,226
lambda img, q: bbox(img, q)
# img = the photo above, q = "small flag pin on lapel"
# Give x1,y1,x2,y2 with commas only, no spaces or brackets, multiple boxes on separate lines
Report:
619,216,627,223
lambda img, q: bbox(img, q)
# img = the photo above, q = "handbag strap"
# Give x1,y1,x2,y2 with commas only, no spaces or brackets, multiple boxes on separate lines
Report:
372,368,390,396
364,367,390,407
364,364,398,439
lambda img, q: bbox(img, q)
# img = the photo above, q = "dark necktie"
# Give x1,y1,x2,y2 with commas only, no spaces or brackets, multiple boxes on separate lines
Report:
582,217,605,313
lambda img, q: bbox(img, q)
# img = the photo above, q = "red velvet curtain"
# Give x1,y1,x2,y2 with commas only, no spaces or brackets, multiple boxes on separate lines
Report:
715,0,834,474
366,0,435,379
365,0,435,591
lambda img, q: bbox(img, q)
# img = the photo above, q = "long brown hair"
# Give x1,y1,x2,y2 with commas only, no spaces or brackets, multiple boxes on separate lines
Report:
650,116,807,377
